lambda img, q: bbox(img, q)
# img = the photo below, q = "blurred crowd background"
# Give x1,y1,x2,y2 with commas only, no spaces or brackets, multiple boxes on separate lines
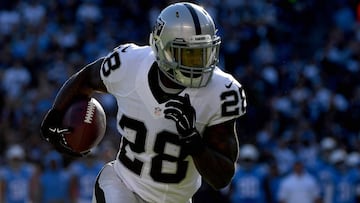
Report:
0,0,360,202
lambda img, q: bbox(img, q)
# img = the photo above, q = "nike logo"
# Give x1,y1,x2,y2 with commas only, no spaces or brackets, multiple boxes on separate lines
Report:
225,81,233,88
121,45,130,52
49,128,68,134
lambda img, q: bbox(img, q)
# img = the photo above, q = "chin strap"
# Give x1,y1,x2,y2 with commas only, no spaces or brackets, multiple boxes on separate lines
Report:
158,70,184,94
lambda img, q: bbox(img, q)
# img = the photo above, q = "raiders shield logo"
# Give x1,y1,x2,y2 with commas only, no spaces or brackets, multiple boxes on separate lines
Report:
153,18,165,37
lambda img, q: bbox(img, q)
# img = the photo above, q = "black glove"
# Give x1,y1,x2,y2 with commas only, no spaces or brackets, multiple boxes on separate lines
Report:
164,94,204,155
40,109,86,157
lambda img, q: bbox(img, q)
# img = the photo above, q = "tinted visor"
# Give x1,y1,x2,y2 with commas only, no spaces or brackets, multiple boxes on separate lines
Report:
160,36,221,87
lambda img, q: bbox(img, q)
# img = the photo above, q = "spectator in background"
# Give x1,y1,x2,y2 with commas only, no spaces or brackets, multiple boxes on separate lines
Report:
0,3,20,36
76,0,102,24
69,150,104,203
346,151,360,178
278,159,321,203
272,137,296,174
33,150,71,203
327,148,359,203
1,59,31,100
20,0,46,28
345,151,360,202
313,137,337,203
263,160,282,203
0,144,36,203
230,144,266,203
1,59,33,135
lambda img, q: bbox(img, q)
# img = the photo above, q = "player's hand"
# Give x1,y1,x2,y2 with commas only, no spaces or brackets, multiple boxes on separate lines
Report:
40,109,86,157
164,94,204,155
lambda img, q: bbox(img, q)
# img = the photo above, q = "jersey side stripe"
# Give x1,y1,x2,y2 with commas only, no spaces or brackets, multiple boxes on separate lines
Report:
94,168,106,203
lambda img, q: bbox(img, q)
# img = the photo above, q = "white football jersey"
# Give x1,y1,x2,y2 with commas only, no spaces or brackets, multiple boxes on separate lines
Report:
100,43,246,203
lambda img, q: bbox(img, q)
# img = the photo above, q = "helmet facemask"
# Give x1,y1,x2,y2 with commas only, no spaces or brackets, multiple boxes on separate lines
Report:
159,35,220,88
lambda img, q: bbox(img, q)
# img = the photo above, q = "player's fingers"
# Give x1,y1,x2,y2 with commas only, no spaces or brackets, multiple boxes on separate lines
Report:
164,112,178,122
181,115,191,127
164,107,181,116
178,121,187,131
165,102,185,117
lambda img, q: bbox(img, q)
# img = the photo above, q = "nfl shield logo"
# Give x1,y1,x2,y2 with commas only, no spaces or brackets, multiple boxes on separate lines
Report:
154,107,162,116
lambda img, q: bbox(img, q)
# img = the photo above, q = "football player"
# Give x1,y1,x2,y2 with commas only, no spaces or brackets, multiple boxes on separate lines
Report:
40,2,247,203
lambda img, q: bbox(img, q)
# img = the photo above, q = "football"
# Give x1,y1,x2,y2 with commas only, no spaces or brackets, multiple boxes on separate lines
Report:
62,97,106,154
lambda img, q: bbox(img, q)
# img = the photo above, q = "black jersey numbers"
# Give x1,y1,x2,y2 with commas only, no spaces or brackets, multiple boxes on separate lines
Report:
118,115,188,183
102,51,121,77
118,115,146,175
220,87,246,116
151,131,188,183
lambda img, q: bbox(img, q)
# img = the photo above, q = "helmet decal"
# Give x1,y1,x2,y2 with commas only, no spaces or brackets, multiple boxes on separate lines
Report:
184,3,201,35
154,18,165,38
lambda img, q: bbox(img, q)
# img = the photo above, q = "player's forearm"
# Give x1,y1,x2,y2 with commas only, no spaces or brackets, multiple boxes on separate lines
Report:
52,72,93,111
193,147,235,190
52,59,105,111
53,63,104,111
192,120,239,189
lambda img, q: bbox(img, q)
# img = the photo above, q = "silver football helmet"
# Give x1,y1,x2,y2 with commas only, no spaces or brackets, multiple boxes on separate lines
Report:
150,2,221,88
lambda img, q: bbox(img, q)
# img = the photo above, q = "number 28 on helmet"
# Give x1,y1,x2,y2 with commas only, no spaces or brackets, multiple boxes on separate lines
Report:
150,2,221,88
